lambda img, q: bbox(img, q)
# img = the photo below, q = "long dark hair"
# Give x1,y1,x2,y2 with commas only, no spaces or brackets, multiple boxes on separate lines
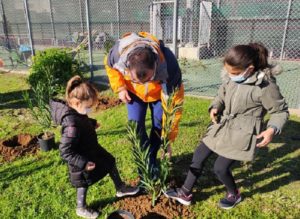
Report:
224,42,269,71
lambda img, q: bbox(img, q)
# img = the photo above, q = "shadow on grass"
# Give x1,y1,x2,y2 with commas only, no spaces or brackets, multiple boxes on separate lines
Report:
90,197,117,212
169,119,300,202
96,123,127,137
97,120,206,138
89,193,142,213
0,159,55,183
0,89,32,110
238,119,300,198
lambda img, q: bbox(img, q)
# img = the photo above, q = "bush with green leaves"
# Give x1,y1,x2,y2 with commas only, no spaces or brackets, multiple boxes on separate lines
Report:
28,48,83,95
23,65,56,139
127,90,183,206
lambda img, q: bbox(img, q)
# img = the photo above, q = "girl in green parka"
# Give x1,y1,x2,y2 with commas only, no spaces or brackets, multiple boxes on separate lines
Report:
165,43,289,209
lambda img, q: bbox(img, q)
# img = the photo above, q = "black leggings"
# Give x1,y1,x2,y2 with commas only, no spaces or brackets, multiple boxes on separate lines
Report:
182,142,237,195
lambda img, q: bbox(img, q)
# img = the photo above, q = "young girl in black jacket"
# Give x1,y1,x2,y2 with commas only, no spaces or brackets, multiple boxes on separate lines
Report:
50,76,139,219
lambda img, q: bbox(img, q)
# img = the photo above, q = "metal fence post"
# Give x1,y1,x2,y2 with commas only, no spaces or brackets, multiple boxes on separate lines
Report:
79,0,84,33
116,0,120,39
172,0,179,58
23,0,35,56
280,0,292,60
48,0,56,45
217,0,221,9
0,0,11,50
149,2,153,34
0,0,4,33
85,0,94,79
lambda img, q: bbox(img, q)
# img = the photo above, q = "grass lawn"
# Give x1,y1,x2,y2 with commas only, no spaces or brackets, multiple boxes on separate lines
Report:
0,73,300,218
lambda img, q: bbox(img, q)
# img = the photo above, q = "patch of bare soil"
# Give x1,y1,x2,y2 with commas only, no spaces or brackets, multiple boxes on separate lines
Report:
0,134,38,162
96,95,121,110
113,194,195,219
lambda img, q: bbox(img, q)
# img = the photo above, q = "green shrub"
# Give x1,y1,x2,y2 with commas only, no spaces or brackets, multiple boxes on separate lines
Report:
23,65,56,137
28,48,83,95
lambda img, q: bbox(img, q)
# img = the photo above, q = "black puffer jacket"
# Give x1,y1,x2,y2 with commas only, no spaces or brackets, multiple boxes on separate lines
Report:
50,99,115,188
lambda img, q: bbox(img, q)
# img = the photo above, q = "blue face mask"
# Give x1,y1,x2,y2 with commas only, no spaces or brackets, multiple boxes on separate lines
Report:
229,69,249,83
229,74,246,82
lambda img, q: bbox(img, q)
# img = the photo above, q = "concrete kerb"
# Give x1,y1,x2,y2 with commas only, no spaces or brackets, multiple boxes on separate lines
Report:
0,67,29,75
289,109,300,117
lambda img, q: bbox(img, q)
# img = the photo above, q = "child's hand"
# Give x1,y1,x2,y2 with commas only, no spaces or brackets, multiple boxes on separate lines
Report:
85,161,96,171
95,122,100,129
210,108,218,124
118,89,132,103
256,128,275,147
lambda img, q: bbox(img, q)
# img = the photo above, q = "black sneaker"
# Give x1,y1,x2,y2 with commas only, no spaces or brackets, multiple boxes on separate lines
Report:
164,188,192,206
219,190,242,209
76,207,99,219
116,184,140,198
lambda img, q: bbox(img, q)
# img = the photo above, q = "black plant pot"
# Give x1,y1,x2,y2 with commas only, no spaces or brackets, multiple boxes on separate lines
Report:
107,210,135,219
37,133,55,151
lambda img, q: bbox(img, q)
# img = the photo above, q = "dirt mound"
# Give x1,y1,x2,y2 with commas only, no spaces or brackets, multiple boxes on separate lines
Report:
96,95,121,110
113,194,195,219
0,134,39,162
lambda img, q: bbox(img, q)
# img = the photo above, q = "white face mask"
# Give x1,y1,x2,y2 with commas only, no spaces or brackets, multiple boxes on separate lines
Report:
80,107,92,115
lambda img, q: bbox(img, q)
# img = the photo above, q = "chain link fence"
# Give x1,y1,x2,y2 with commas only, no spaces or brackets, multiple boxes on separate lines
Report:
0,0,299,108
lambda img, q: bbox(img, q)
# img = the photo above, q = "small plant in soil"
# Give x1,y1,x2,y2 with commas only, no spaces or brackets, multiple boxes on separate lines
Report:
127,90,183,206
23,64,56,140
160,90,183,191
127,122,160,206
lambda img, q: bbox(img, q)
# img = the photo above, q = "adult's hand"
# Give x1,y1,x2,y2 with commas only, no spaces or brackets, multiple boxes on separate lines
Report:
118,89,132,103
256,128,275,147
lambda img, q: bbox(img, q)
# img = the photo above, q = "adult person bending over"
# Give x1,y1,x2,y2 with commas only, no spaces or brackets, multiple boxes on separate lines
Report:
104,32,184,174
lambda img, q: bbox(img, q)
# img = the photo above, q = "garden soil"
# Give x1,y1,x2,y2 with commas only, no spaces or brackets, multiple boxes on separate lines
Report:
112,178,195,219
113,194,195,219
98,95,195,218
96,95,121,110
0,134,38,162
0,95,120,162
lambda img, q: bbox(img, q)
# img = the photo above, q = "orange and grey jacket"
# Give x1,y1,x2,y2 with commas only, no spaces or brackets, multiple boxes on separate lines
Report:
104,32,184,142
